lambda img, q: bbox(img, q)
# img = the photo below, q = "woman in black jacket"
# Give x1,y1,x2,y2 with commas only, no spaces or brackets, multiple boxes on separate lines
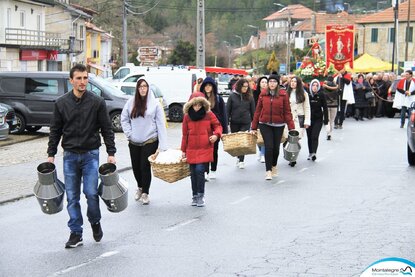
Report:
352,74,371,121
307,79,328,161
200,77,228,180
227,78,255,169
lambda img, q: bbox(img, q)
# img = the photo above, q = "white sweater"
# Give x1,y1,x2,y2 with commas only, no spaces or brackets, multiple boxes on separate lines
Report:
120,95,168,150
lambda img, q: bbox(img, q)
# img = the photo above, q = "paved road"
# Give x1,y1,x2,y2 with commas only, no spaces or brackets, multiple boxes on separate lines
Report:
0,118,414,276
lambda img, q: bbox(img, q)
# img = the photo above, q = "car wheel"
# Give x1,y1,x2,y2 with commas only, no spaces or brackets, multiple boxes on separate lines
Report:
14,113,26,134
26,126,42,132
110,111,122,132
408,144,415,166
168,104,183,122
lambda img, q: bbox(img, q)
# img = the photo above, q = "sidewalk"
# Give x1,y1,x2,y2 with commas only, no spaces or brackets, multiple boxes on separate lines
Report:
0,123,182,204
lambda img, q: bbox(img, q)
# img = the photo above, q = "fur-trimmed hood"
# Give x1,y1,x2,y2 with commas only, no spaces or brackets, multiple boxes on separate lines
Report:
310,79,321,92
183,96,211,114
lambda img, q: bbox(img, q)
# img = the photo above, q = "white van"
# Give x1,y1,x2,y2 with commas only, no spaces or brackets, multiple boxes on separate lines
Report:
117,70,205,122
109,65,206,84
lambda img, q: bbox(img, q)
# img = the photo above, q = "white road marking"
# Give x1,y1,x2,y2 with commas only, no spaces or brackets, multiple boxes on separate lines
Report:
229,196,251,205
166,218,200,231
299,168,308,172
50,251,119,276
276,180,285,185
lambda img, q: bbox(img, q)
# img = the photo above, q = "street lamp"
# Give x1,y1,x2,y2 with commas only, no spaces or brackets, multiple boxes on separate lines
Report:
223,41,231,68
273,3,291,74
234,35,243,67
247,24,260,70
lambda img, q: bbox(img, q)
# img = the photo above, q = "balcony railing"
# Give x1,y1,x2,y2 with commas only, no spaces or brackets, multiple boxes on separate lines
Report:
5,28,66,48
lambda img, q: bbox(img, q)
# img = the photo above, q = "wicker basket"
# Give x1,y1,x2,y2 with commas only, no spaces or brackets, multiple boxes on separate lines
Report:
256,130,264,147
148,153,190,183
221,132,257,157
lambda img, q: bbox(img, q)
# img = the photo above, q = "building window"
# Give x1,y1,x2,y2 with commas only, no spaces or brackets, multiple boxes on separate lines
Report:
389,27,395,43
73,23,78,38
406,26,413,42
7,8,11,28
79,25,84,40
371,28,378,43
20,11,25,28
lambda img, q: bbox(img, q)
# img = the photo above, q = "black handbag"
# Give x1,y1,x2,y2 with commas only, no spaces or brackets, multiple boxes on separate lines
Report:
298,115,305,128
365,91,375,100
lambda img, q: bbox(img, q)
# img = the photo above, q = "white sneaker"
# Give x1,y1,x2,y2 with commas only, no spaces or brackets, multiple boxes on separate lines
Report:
238,161,245,169
260,155,265,163
205,173,210,182
209,171,216,179
272,166,278,177
134,188,143,201
141,193,150,205
265,171,272,180
236,159,240,167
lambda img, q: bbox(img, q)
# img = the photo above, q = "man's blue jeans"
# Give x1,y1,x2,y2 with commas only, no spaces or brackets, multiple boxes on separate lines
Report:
63,149,100,235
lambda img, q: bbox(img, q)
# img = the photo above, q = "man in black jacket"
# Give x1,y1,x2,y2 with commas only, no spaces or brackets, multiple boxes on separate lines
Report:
47,64,116,249
334,68,350,129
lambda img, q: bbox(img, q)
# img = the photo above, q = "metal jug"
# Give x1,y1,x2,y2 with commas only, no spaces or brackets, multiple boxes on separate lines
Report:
98,163,128,213
33,162,65,214
283,130,301,162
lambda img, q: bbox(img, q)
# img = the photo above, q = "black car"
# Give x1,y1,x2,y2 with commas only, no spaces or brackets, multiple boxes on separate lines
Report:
0,103,17,132
0,72,128,133
408,102,415,165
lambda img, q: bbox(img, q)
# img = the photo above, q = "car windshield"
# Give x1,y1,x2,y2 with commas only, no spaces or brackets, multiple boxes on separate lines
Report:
218,74,233,83
90,75,127,97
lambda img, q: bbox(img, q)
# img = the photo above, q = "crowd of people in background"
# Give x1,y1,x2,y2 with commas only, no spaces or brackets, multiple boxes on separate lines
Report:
123,68,415,209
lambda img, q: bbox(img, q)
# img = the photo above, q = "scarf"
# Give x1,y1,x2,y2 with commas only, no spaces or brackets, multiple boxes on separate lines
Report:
188,106,206,121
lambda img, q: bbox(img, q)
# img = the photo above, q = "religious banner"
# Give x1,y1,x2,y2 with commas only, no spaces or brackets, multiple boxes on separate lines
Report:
325,25,354,71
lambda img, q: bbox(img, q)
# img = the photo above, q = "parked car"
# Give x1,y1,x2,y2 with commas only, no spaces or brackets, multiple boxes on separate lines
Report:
0,105,9,140
407,102,415,165
0,72,128,133
0,102,17,132
120,83,168,115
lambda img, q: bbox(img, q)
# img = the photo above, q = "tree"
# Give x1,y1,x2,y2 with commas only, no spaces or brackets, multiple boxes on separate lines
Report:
167,40,196,65
267,51,279,74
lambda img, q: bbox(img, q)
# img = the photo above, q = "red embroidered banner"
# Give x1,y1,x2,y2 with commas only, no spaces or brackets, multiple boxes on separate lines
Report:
325,25,354,71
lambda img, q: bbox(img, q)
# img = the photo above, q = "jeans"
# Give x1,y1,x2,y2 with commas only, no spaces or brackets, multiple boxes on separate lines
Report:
401,106,409,126
63,149,100,235
190,163,205,195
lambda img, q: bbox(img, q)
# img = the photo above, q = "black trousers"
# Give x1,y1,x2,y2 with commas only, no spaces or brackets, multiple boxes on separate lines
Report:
259,124,284,171
335,100,347,126
206,140,219,173
128,141,159,194
306,119,323,154
230,122,251,162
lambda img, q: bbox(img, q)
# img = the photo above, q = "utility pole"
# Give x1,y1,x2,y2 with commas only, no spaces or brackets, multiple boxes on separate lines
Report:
286,10,291,74
122,0,127,66
235,35,243,67
196,0,205,68
405,0,411,61
392,0,399,73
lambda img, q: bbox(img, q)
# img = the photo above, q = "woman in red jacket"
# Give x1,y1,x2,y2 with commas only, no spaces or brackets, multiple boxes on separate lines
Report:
251,74,295,180
181,93,223,207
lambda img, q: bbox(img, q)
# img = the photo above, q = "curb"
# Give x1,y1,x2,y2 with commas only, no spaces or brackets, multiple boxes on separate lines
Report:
0,166,132,206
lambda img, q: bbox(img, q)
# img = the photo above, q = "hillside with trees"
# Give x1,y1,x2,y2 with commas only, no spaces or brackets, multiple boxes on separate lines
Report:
72,0,386,71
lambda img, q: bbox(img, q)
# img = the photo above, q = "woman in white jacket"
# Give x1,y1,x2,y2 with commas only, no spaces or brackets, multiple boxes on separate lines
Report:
286,76,311,167
121,79,168,205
